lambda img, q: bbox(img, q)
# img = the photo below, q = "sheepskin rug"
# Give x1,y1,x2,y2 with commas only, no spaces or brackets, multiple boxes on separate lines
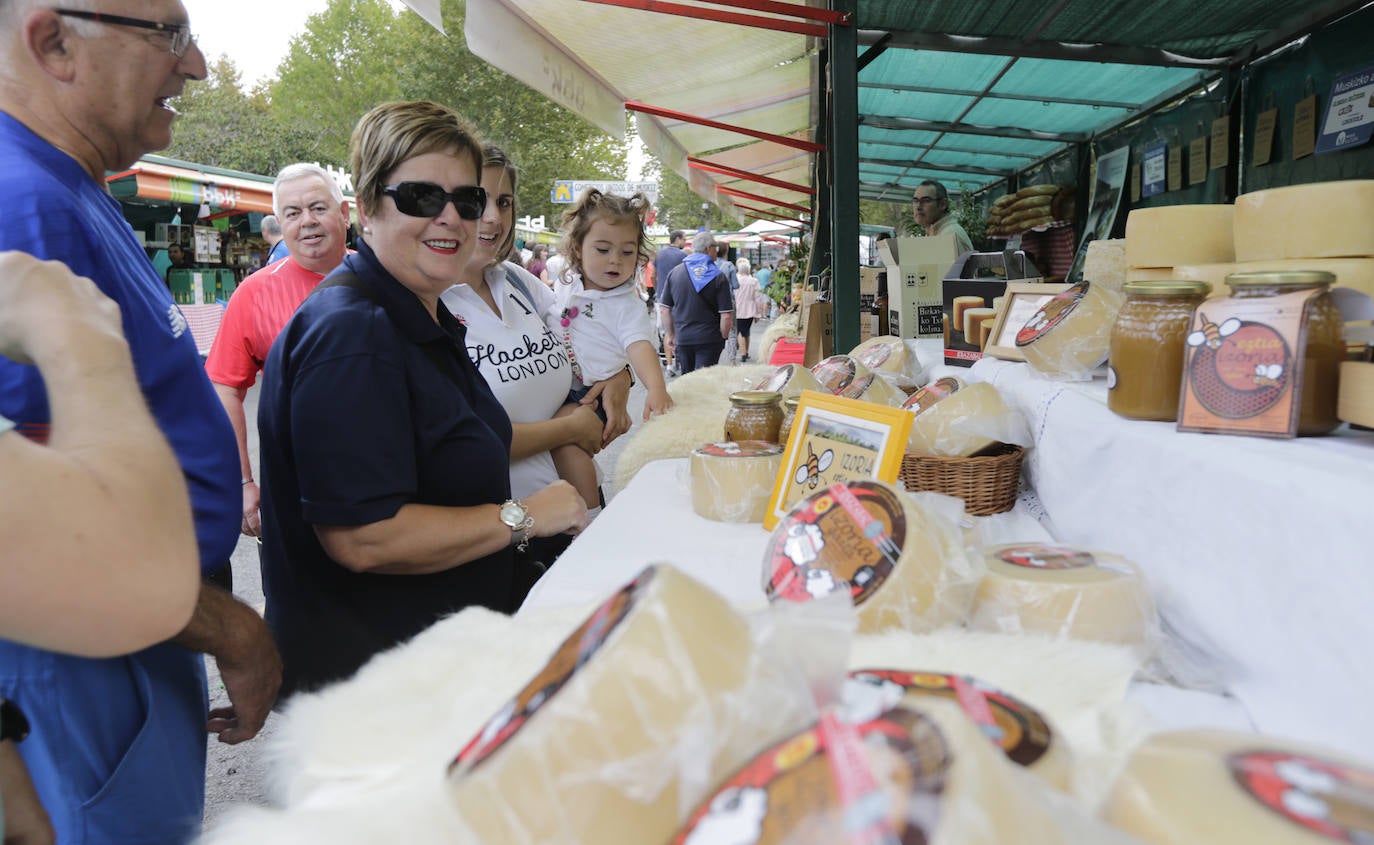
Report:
198,597,1149,844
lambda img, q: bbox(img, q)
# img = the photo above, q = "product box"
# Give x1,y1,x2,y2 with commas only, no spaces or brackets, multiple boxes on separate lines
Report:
878,234,961,339
942,251,1041,367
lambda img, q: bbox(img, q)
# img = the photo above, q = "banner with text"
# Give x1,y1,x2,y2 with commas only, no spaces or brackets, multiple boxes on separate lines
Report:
551,180,659,205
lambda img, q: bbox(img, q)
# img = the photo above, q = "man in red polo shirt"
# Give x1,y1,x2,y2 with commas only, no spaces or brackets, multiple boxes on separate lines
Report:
206,163,350,541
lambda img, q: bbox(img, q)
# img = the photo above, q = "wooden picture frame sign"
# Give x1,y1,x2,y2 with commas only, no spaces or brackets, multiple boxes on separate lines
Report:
983,283,1073,362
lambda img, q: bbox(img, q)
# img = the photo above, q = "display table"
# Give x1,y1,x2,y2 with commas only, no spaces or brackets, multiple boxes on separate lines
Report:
971,356,1374,754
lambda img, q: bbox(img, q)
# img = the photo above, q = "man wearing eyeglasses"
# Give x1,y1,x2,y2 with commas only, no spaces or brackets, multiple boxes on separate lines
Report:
912,179,974,256
0,4,282,843
206,163,350,543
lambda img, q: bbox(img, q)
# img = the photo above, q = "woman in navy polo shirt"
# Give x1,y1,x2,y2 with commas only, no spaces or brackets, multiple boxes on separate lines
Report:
256,101,588,698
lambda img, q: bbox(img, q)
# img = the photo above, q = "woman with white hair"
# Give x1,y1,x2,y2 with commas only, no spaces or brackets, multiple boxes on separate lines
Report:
733,257,767,363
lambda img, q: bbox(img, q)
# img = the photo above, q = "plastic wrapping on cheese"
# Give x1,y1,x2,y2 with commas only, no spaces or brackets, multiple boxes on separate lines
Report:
762,480,980,634
837,371,906,407
902,376,966,415
849,335,908,374
1178,257,1374,302
447,564,821,845
1017,281,1124,380
809,355,873,394
1234,180,1374,261
842,669,1073,790
1084,238,1128,292
1104,729,1374,844
970,544,1158,649
672,699,1139,845
905,382,1024,458
754,363,826,399
1125,204,1236,267
690,441,784,523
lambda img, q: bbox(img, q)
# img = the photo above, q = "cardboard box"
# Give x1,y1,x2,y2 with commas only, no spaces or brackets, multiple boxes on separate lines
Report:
942,250,1041,367
859,265,882,297
878,234,960,339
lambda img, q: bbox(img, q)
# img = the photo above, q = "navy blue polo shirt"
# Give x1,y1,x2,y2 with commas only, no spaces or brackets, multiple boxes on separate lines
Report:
258,242,515,696
659,263,735,346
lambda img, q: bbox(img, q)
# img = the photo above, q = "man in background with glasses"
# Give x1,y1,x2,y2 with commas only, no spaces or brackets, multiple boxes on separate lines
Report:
912,179,974,256
0,4,281,842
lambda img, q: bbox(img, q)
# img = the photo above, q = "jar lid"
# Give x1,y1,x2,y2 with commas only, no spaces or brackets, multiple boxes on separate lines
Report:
1225,270,1336,289
783,396,801,409
728,390,783,406
1121,280,1212,296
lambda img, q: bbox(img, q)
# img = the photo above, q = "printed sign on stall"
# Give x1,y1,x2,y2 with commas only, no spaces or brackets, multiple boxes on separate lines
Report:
1141,143,1167,198
1315,64,1374,155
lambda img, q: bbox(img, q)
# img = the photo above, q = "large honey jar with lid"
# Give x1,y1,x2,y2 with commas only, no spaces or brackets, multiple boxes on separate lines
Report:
1224,271,1343,436
724,390,785,443
1108,281,1210,421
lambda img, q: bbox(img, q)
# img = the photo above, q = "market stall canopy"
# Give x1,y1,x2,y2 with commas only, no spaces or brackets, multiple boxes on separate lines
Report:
106,155,278,216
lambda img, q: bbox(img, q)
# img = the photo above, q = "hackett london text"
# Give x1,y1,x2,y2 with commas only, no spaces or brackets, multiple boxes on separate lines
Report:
468,331,569,383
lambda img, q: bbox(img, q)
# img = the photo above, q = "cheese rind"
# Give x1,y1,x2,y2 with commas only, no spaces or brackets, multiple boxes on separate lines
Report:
906,382,1006,458
1234,180,1374,261
755,363,826,398
1084,238,1128,292
1017,281,1123,378
1177,257,1374,302
1125,266,1179,282
1125,204,1236,268
809,355,873,394
849,335,908,374
837,372,906,407
690,441,784,523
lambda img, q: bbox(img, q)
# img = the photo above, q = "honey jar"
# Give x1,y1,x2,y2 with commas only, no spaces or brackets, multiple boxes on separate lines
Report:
1108,281,1210,421
724,390,785,443
777,396,801,446
1219,271,1343,435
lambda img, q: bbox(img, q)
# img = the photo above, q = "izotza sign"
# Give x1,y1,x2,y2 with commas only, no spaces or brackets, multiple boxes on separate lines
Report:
551,180,659,205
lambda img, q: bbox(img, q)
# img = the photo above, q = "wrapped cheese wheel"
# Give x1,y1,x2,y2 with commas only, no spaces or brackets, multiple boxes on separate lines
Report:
1016,281,1124,379
754,363,825,399
842,669,1073,789
809,355,872,394
1234,180,1374,261
849,335,908,374
448,564,813,845
906,381,1006,457
837,372,906,407
762,479,978,634
1105,729,1374,844
902,376,966,414
1338,361,1374,427
970,543,1157,648
1084,238,1128,292
690,441,784,523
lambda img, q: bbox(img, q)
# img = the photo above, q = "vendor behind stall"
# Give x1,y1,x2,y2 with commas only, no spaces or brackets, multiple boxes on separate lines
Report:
913,179,973,256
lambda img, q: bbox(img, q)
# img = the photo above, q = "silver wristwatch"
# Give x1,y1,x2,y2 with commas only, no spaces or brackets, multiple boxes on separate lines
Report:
499,499,535,553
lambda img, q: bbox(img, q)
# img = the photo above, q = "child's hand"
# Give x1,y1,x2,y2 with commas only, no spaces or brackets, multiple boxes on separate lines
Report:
643,389,674,421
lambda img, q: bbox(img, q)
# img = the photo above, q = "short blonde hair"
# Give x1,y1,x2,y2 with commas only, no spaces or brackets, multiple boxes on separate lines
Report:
349,101,483,217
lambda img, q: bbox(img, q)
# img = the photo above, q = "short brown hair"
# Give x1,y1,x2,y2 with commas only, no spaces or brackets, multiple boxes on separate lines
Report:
350,101,483,217
558,189,652,278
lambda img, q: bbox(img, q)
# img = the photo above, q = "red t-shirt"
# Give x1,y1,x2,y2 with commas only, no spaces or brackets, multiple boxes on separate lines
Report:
204,258,327,390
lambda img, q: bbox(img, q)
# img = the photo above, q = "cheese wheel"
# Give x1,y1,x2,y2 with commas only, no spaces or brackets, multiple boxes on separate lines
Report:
837,372,906,407
1084,238,1128,292
1125,204,1236,268
809,355,873,394
906,381,1005,458
1178,258,1374,302
448,564,812,844
843,669,1073,789
762,479,978,634
1125,266,1179,282
1338,361,1374,427
902,375,965,415
1105,729,1374,844
962,307,996,341
1235,180,1374,261
690,441,784,523
1017,281,1124,378
1173,262,1240,297
970,543,1157,648
979,319,994,350
849,335,908,374
754,363,825,398
952,296,986,334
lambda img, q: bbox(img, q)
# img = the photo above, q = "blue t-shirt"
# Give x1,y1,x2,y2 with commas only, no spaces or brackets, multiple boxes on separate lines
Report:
257,242,516,697
0,114,240,843
659,262,736,346
266,238,288,265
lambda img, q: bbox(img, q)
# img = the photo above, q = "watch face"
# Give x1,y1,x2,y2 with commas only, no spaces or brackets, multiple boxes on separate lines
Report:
500,501,526,528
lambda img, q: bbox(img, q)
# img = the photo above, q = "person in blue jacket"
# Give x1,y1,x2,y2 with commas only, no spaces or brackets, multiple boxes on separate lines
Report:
0,4,282,842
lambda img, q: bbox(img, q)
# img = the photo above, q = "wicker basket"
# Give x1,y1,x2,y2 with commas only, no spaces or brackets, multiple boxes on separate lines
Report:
898,443,1024,516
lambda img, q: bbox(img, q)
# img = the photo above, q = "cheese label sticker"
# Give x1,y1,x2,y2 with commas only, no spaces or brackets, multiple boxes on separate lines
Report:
1016,282,1089,347
449,566,649,774
844,669,1055,768
902,376,963,414
996,545,1095,570
764,481,905,606
810,355,861,393
669,707,949,845
838,373,877,400
855,340,894,370
696,441,784,459
1229,751,1374,840
757,364,801,393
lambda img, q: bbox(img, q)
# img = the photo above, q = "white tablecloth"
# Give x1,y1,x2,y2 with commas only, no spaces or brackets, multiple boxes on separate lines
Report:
971,356,1374,755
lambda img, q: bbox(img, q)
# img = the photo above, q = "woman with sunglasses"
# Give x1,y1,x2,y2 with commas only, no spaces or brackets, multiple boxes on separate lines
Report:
254,102,587,698
441,146,633,603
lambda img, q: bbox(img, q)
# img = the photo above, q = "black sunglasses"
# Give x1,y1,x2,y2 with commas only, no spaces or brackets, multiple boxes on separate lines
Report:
54,9,196,57
382,182,487,220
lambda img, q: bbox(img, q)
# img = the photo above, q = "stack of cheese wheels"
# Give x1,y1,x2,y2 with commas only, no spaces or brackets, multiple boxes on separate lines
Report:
672,699,1127,845
448,564,814,845
837,371,906,407
1084,238,1128,293
1171,181,1374,301
1338,361,1374,427
810,354,873,394
970,543,1157,649
842,669,1073,790
905,381,1006,457
1016,280,1124,378
986,184,1070,238
690,441,784,523
754,362,826,398
850,335,908,374
1123,204,1236,284
761,478,978,634
1105,729,1374,844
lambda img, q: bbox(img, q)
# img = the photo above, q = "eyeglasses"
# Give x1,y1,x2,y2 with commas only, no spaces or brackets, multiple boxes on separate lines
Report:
912,196,940,206
383,182,487,220
55,9,196,57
